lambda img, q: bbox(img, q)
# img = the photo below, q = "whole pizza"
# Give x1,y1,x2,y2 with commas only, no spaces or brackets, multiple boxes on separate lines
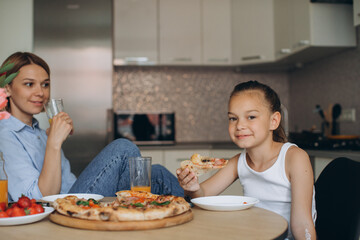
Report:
52,191,191,221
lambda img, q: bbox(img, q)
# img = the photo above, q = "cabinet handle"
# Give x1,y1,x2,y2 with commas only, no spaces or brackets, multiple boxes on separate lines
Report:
125,57,149,63
207,58,229,62
241,55,264,61
113,57,151,65
171,57,192,62
299,40,310,46
280,48,291,54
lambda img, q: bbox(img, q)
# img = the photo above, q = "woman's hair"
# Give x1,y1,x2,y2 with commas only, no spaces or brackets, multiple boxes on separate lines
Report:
230,80,287,143
1,52,50,111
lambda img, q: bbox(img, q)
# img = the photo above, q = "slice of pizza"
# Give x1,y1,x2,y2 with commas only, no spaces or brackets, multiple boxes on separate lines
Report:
180,153,228,176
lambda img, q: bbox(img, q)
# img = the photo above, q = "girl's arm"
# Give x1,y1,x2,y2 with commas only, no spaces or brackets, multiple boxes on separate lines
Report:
177,154,240,199
38,112,73,196
286,147,317,240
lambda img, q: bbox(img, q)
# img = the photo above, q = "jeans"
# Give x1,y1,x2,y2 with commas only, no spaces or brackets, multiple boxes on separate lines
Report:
69,138,184,197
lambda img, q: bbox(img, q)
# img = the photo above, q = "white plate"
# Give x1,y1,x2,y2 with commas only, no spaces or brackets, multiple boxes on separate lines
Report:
0,207,54,226
41,193,104,202
191,195,259,211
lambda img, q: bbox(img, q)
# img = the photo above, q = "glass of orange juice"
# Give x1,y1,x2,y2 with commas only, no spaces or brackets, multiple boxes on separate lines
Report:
44,98,64,124
0,152,8,206
129,157,152,192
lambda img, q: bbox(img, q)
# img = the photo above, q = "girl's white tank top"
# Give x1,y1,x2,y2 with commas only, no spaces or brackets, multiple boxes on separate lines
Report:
237,142,317,238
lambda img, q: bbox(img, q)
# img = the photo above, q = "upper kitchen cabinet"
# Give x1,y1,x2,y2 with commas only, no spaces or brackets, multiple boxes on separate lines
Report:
202,0,232,65
354,0,360,26
273,0,294,59
159,0,202,65
113,0,158,65
231,0,276,65
0,0,33,62
274,0,356,63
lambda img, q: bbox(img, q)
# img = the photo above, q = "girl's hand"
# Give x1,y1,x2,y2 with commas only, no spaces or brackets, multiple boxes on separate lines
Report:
176,167,200,192
46,112,74,147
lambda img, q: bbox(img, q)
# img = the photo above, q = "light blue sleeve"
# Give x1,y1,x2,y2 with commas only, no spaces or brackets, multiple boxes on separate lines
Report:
0,130,43,201
60,150,77,194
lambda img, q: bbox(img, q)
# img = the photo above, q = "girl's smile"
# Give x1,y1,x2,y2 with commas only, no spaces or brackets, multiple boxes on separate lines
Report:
228,90,277,149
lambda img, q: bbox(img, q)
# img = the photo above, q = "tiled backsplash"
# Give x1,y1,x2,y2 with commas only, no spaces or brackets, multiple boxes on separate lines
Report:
113,66,289,142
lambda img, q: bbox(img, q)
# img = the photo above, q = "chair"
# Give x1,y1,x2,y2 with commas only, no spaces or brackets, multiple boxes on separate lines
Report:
315,157,360,240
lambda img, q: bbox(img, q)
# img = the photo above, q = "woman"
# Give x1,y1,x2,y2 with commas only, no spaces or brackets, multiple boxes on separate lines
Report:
0,52,183,201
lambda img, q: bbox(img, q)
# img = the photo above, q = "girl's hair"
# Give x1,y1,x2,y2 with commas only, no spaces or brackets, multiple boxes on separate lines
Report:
230,80,287,143
1,52,50,111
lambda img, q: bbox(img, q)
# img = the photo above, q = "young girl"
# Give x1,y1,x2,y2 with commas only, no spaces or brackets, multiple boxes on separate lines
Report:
177,81,316,240
0,52,183,202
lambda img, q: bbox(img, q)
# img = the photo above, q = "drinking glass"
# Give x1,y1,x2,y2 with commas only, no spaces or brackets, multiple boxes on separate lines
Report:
129,157,152,192
44,98,64,124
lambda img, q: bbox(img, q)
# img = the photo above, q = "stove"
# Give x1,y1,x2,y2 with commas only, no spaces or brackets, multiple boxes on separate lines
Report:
289,132,360,151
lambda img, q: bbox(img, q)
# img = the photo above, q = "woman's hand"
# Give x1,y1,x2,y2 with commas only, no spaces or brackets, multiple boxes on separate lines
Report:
46,112,74,148
176,167,200,192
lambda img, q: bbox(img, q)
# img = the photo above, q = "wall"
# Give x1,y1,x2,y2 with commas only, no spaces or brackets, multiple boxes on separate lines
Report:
289,28,360,135
113,66,289,142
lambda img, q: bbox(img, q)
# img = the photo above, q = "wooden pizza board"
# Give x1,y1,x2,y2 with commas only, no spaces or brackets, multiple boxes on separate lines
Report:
49,210,193,231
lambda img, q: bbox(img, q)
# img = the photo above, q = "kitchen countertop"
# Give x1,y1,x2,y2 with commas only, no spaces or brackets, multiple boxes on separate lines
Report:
139,142,360,162
139,142,239,150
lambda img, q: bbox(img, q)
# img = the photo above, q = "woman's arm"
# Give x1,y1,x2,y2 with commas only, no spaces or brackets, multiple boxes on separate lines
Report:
286,147,317,240
38,112,73,196
177,154,240,199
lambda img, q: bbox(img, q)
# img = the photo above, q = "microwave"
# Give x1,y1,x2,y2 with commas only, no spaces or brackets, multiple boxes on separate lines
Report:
113,112,175,145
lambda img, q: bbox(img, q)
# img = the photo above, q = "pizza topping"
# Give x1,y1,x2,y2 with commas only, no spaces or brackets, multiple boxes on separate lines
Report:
150,201,170,206
76,199,100,208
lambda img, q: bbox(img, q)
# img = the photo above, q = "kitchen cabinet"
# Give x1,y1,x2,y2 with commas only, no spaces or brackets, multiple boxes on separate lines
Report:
159,0,202,65
140,150,164,166
231,0,276,65
202,0,232,65
113,0,158,65
354,0,360,26
274,0,356,61
313,157,333,181
0,0,33,62
273,0,293,59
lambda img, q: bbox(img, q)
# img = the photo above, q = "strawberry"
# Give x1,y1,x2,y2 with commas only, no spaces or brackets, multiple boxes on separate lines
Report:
5,208,13,216
0,202,6,211
11,206,26,217
33,204,44,213
25,206,37,215
0,211,8,218
17,195,31,208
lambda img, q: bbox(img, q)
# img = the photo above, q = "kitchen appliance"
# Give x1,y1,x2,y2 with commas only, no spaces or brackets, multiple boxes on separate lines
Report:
113,112,175,145
314,105,329,135
311,0,352,3
289,132,360,151
331,104,342,135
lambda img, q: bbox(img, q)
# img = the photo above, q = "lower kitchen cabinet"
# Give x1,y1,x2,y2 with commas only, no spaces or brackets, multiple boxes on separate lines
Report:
140,150,164,166
140,148,243,195
312,157,333,181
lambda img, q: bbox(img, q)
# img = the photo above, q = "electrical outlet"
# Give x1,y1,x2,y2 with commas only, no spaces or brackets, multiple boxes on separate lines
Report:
339,108,356,122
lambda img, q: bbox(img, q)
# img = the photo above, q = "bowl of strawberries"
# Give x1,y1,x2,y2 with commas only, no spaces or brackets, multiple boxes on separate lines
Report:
0,195,54,225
